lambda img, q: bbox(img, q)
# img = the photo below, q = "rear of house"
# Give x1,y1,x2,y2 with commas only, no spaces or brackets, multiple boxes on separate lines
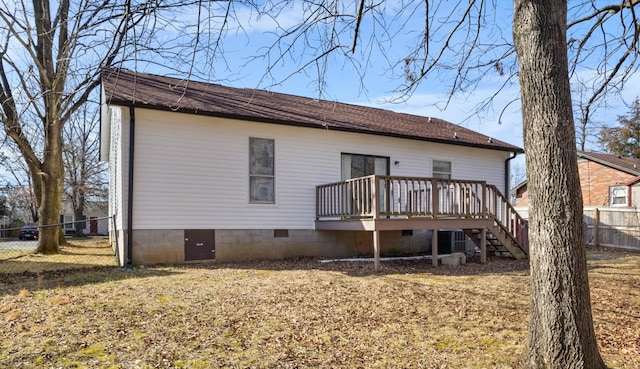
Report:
100,69,523,266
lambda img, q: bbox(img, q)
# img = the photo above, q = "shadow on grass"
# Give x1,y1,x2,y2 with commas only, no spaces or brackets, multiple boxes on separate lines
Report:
586,247,640,274
62,242,112,249
2,244,636,295
586,246,638,260
56,250,112,257
176,247,639,278
0,265,181,296
174,253,532,278
0,237,181,294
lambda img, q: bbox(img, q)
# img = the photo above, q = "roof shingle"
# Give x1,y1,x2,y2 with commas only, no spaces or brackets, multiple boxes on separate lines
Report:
578,151,640,176
101,69,523,153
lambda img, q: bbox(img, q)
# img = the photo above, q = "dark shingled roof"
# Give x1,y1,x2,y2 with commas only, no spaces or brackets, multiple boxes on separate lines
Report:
512,151,640,192
578,151,640,176
101,69,523,153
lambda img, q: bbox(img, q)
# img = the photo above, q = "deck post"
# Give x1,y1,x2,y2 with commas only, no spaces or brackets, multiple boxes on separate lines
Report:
431,179,439,219
432,228,438,267
480,228,487,263
481,183,487,218
373,230,380,272
594,208,600,247
372,176,379,219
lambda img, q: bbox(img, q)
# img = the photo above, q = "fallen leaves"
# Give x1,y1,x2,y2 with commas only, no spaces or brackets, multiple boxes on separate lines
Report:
0,248,638,368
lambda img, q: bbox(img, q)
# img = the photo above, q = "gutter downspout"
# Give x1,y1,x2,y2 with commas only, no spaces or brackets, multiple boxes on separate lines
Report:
505,152,518,197
125,106,136,270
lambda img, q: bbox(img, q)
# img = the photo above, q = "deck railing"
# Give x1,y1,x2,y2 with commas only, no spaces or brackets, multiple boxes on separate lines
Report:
316,175,488,219
316,175,529,252
486,184,529,253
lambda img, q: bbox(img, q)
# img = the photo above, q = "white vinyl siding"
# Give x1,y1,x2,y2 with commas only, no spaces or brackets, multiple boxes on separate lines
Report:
128,108,510,230
107,106,129,232
104,105,130,266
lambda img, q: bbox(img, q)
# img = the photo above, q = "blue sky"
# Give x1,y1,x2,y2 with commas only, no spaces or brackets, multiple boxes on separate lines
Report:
135,1,640,156
4,0,639,187
130,0,640,181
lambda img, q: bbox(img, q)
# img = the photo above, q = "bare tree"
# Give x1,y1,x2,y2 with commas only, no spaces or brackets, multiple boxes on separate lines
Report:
231,0,640,367
0,0,190,253
2,185,37,224
63,103,107,237
509,161,527,204
574,77,605,151
0,150,38,223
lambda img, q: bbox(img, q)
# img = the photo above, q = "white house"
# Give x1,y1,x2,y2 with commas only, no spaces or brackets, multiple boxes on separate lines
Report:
100,69,526,267
59,201,109,236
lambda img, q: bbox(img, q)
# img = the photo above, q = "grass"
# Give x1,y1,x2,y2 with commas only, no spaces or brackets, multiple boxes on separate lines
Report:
0,237,116,274
0,242,638,368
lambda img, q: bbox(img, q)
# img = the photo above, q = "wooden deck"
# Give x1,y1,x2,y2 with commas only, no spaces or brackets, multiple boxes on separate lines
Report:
315,175,528,270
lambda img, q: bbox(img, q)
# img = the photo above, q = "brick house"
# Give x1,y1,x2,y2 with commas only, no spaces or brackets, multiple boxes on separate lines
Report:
512,151,640,207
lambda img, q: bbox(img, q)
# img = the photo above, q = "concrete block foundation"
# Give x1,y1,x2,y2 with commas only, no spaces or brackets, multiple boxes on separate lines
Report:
120,228,433,265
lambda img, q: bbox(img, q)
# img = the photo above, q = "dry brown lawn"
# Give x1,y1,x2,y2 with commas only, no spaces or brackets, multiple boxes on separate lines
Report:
0,236,115,274
0,241,638,369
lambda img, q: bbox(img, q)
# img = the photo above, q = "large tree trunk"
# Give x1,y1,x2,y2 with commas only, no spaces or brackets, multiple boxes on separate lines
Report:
513,1,607,368
35,143,65,254
73,192,86,237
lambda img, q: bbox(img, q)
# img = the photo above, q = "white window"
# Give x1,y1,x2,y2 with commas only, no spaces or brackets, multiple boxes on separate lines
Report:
60,215,86,229
609,185,628,207
432,160,452,179
341,153,388,180
249,138,275,204
60,215,73,229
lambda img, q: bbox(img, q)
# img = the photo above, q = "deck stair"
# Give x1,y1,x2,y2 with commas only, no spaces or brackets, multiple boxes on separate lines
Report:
463,224,527,259
463,184,528,259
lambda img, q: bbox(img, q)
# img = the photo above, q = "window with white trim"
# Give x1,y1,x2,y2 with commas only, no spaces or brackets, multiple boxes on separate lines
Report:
60,215,73,229
609,185,628,206
249,137,275,204
432,160,452,179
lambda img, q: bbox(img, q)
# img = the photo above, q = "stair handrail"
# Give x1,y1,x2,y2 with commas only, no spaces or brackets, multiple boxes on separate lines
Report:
485,184,529,255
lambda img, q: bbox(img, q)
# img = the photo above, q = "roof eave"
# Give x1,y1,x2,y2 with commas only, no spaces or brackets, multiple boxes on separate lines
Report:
105,98,524,153
578,152,640,176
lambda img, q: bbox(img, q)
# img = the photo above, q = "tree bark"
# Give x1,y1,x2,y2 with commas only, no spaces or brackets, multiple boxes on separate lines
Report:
73,190,86,237
36,173,63,254
513,1,607,368
35,125,65,254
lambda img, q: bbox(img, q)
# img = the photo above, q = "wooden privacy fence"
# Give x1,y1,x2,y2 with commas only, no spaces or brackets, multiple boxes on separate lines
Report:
584,207,640,251
514,206,640,251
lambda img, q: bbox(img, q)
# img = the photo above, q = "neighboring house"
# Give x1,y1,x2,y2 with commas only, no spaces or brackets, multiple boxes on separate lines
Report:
59,201,108,236
626,175,640,207
0,215,9,238
100,69,526,267
512,151,640,207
